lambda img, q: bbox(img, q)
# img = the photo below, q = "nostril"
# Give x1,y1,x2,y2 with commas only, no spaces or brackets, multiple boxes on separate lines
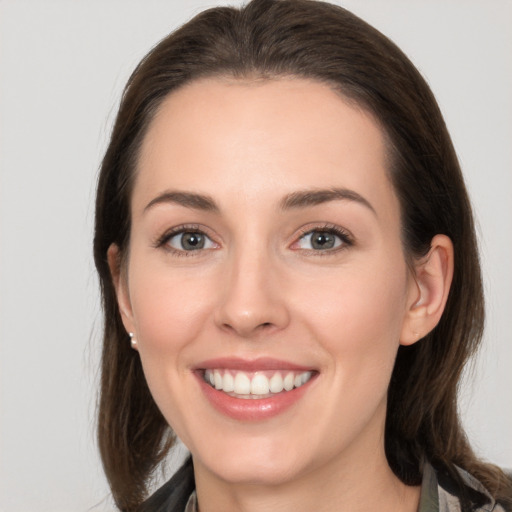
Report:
257,322,275,331
221,321,274,336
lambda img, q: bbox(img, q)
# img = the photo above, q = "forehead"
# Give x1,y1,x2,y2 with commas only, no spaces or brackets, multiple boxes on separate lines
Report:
134,77,398,223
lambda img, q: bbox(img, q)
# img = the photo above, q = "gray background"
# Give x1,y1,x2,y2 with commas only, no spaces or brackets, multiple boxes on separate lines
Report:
1,1,511,511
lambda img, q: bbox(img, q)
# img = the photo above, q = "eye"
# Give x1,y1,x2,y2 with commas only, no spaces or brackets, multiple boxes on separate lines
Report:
295,227,351,251
166,231,216,251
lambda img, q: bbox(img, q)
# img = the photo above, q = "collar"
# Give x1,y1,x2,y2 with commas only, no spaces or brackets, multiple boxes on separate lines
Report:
419,461,498,512
184,490,197,512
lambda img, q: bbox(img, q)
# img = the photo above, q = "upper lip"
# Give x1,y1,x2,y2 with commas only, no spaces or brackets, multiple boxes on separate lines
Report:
194,357,316,372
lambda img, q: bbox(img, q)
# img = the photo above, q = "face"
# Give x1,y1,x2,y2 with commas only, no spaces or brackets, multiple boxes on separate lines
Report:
115,78,420,487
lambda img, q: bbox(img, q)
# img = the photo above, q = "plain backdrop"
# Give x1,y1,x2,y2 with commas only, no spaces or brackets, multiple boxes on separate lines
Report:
0,1,511,511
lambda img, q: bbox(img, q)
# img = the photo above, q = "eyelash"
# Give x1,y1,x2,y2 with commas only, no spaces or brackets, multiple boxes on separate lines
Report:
154,223,354,256
293,224,354,255
154,224,218,257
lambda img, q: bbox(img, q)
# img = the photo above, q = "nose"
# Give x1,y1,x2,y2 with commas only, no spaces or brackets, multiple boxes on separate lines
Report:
214,248,290,338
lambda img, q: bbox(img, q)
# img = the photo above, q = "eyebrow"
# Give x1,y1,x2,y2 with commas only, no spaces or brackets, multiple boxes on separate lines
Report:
143,187,376,216
144,191,219,213
280,188,376,215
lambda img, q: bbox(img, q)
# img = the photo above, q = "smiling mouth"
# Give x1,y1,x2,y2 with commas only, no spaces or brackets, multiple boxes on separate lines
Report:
203,369,315,399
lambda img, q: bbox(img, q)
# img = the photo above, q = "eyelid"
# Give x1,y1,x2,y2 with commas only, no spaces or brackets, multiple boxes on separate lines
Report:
153,222,353,255
154,223,220,254
290,223,354,253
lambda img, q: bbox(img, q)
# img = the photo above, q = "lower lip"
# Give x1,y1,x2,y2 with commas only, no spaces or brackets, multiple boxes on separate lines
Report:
195,372,316,421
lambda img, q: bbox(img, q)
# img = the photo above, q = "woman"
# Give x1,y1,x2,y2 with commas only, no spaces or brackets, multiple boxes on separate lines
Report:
93,0,512,511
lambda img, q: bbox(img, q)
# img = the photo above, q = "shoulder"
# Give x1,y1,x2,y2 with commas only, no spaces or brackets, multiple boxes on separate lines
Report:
421,461,512,512
138,457,195,512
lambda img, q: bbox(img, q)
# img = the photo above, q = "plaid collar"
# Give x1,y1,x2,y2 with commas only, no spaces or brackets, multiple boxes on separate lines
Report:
419,461,501,512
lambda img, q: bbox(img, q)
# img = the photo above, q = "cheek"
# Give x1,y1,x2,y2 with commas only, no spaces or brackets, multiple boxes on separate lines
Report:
129,261,214,349
292,260,409,443
297,256,409,375
125,258,219,436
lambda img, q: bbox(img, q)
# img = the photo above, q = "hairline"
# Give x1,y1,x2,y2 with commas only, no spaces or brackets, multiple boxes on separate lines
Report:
121,71,410,260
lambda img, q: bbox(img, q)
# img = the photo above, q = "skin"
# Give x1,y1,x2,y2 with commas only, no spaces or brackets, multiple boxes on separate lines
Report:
110,77,453,512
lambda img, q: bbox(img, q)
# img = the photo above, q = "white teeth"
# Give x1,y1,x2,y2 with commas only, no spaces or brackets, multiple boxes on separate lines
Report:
269,372,284,393
233,372,251,394
223,372,234,392
251,374,270,395
204,369,313,397
214,370,223,390
283,372,294,391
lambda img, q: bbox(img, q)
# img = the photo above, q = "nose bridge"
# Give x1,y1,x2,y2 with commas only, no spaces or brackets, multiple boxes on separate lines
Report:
215,238,289,337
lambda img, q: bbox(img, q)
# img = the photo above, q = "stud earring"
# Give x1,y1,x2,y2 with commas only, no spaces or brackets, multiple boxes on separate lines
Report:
129,332,137,349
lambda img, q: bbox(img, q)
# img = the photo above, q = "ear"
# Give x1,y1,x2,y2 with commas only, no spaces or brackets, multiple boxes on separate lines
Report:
107,243,137,338
400,234,454,346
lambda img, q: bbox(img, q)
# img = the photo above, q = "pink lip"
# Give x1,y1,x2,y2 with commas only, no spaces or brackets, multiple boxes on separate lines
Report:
193,357,318,421
195,357,314,372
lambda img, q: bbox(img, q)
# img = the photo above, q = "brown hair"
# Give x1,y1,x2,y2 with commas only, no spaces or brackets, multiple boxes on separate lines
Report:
93,0,512,510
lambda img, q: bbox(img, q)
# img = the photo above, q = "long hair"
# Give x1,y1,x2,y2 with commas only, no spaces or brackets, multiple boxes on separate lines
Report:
93,1,512,510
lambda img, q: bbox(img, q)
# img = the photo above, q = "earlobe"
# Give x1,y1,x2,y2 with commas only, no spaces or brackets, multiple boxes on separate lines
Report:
107,244,136,335
400,234,454,346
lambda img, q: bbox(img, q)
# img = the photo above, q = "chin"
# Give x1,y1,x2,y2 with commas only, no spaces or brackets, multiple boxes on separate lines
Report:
199,450,307,486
